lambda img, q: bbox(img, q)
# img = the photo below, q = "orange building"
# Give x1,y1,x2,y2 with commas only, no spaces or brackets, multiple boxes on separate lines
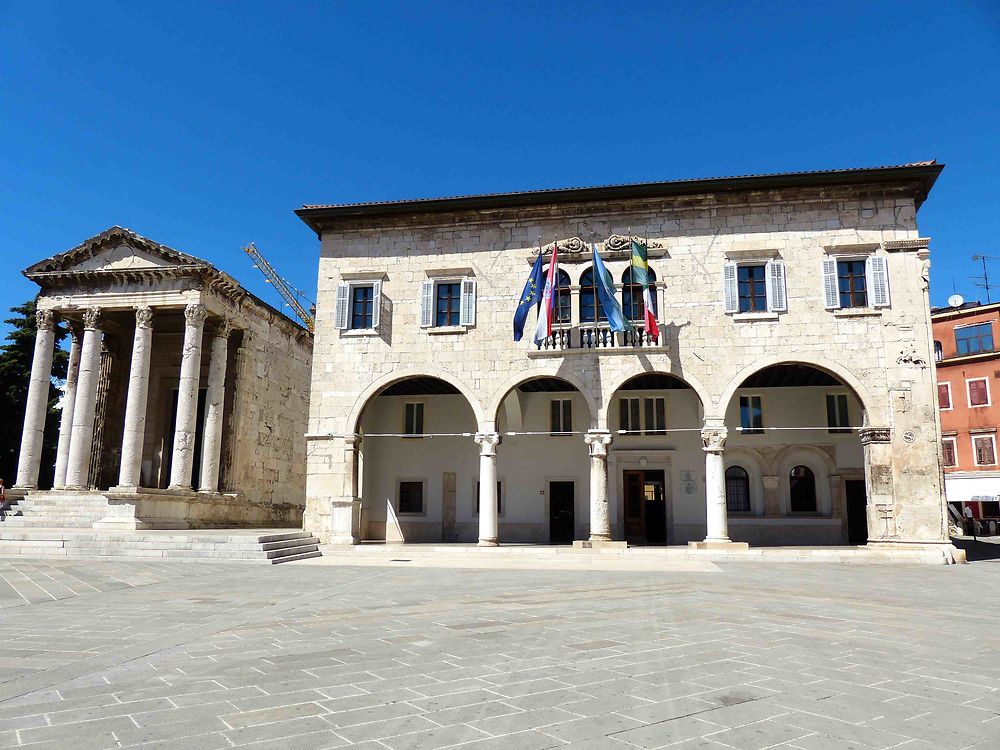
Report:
933,302,1000,530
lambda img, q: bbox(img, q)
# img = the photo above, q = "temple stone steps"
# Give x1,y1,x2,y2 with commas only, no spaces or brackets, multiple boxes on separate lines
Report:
1,493,135,528
0,529,321,564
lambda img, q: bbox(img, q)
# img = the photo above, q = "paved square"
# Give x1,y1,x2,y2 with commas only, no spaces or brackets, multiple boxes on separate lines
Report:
1,556,998,748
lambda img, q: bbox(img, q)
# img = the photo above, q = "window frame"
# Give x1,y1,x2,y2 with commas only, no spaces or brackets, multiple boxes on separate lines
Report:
941,437,958,468
579,267,607,325
739,394,764,435
434,280,462,328
349,283,376,331
618,394,666,435
826,392,851,434
938,382,953,411
837,258,869,309
402,401,425,437
550,397,573,436
552,268,572,325
789,465,818,514
725,465,752,513
396,478,426,516
954,322,995,356
967,377,991,408
621,266,658,322
736,264,768,313
972,434,997,467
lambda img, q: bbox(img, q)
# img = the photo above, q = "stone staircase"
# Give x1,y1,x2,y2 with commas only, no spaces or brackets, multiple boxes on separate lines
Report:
1,492,140,529
0,529,322,564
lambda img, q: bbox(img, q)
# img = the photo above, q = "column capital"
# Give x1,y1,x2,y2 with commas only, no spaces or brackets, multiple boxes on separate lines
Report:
135,305,154,329
183,303,208,327
762,474,780,490
584,430,613,456
701,426,728,454
35,309,56,331
82,306,102,330
207,317,232,339
474,431,501,455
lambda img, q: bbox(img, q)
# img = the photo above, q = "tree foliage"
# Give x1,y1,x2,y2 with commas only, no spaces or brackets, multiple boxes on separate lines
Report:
0,300,69,488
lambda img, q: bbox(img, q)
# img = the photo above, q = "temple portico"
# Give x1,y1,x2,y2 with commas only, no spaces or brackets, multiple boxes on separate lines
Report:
8,226,312,530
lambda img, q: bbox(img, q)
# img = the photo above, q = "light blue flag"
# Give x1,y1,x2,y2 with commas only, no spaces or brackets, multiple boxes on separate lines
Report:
591,243,635,333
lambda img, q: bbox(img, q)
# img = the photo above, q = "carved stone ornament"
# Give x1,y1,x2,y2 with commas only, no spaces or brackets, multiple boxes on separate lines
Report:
82,307,102,330
896,345,927,369
701,427,728,453
184,303,208,327
474,432,501,455
604,234,666,252
207,317,232,339
584,431,613,456
134,305,154,329
859,427,892,445
540,235,666,257
35,309,55,331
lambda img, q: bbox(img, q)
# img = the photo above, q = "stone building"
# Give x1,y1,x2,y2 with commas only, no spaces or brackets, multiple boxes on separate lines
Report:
10,226,312,529
298,163,955,557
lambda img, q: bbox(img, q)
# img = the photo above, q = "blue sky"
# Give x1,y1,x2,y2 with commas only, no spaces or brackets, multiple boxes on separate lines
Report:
1,1,998,335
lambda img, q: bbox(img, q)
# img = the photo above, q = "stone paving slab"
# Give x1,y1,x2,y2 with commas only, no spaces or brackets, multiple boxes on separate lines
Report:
0,558,998,747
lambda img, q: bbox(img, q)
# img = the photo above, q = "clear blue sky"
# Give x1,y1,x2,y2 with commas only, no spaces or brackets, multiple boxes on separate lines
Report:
2,1,998,335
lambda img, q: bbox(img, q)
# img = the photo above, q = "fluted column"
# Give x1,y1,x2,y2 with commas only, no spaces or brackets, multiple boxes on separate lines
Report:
585,430,613,541
14,310,58,489
115,307,154,490
53,325,82,488
702,426,730,543
475,432,501,546
169,303,207,490
198,319,231,493
65,308,103,489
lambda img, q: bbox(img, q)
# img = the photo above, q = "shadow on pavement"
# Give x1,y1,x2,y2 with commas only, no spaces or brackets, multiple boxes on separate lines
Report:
953,537,1000,562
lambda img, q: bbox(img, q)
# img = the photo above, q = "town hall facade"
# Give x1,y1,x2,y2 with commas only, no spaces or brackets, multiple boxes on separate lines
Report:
297,163,953,555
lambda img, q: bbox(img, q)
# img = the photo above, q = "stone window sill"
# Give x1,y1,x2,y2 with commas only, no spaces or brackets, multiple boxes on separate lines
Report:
731,312,779,322
426,326,470,335
340,329,379,338
832,308,884,319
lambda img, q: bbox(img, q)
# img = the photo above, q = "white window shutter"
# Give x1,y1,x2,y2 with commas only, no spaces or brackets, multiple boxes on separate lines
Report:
420,280,434,327
723,262,738,313
765,260,787,312
867,255,890,308
822,258,840,309
459,277,477,326
335,283,349,330
371,280,382,330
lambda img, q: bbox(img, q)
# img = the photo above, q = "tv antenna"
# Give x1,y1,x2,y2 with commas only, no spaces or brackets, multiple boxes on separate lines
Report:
971,255,1000,305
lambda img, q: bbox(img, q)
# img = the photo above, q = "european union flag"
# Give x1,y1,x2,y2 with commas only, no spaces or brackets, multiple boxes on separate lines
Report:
513,252,545,341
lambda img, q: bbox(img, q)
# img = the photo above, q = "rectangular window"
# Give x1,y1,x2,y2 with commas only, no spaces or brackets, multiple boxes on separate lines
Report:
350,284,374,330
955,322,994,356
550,398,572,435
398,481,424,514
938,383,952,410
826,394,850,433
643,397,666,435
968,378,990,407
435,282,461,327
620,397,641,434
973,435,996,466
942,438,957,468
837,260,868,308
475,481,503,514
403,402,424,436
739,395,763,434
737,265,767,312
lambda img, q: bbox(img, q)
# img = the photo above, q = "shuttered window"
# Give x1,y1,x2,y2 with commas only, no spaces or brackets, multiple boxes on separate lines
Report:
938,383,952,410
941,439,957,468
973,436,996,466
968,378,990,407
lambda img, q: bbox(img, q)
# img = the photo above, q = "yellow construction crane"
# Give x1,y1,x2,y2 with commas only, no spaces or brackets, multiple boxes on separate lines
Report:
243,242,316,332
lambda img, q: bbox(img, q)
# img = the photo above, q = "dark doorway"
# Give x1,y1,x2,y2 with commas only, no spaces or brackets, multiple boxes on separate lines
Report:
623,469,667,545
549,481,575,544
845,480,868,545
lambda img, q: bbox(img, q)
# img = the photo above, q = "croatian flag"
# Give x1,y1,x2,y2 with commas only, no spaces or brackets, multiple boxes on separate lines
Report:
533,242,559,345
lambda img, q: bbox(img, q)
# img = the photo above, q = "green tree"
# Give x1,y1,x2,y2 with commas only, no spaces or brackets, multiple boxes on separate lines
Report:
0,300,69,489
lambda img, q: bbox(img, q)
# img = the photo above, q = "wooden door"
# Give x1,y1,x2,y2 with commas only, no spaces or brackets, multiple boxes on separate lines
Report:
549,481,575,544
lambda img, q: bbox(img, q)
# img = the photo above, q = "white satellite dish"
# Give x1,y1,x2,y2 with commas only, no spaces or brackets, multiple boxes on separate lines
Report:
948,294,965,308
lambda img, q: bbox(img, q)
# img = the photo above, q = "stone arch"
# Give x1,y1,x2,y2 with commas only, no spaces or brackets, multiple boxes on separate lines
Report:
724,447,767,516
602,368,712,429
773,445,838,516
717,355,879,424
347,368,486,435
487,369,598,429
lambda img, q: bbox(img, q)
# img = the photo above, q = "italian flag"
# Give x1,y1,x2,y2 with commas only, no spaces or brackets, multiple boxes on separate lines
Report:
630,240,659,338
533,242,559,344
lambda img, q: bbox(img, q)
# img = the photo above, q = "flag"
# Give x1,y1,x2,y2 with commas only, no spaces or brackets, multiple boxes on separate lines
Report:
533,243,559,344
591,243,635,333
513,251,545,341
630,239,660,338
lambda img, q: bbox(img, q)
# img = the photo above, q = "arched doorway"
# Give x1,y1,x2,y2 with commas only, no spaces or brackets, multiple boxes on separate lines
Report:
605,372,706,545
355,375,479,542
720,362,868,546
493,375,594,544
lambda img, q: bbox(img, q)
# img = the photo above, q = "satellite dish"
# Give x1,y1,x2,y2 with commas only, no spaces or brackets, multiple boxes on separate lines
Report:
948,294,965,308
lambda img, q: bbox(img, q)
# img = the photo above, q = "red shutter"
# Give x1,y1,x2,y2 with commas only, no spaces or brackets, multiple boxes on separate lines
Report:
969,380,988,406
942,441,955,467
938,384,951,409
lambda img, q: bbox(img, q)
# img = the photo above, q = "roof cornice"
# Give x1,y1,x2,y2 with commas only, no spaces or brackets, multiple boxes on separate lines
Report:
294,162,944,236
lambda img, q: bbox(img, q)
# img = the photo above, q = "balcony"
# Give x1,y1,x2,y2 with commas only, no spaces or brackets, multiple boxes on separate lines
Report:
532,324,663,355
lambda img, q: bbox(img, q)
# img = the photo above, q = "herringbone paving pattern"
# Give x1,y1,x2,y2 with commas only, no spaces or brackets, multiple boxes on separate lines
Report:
0,557,998,748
